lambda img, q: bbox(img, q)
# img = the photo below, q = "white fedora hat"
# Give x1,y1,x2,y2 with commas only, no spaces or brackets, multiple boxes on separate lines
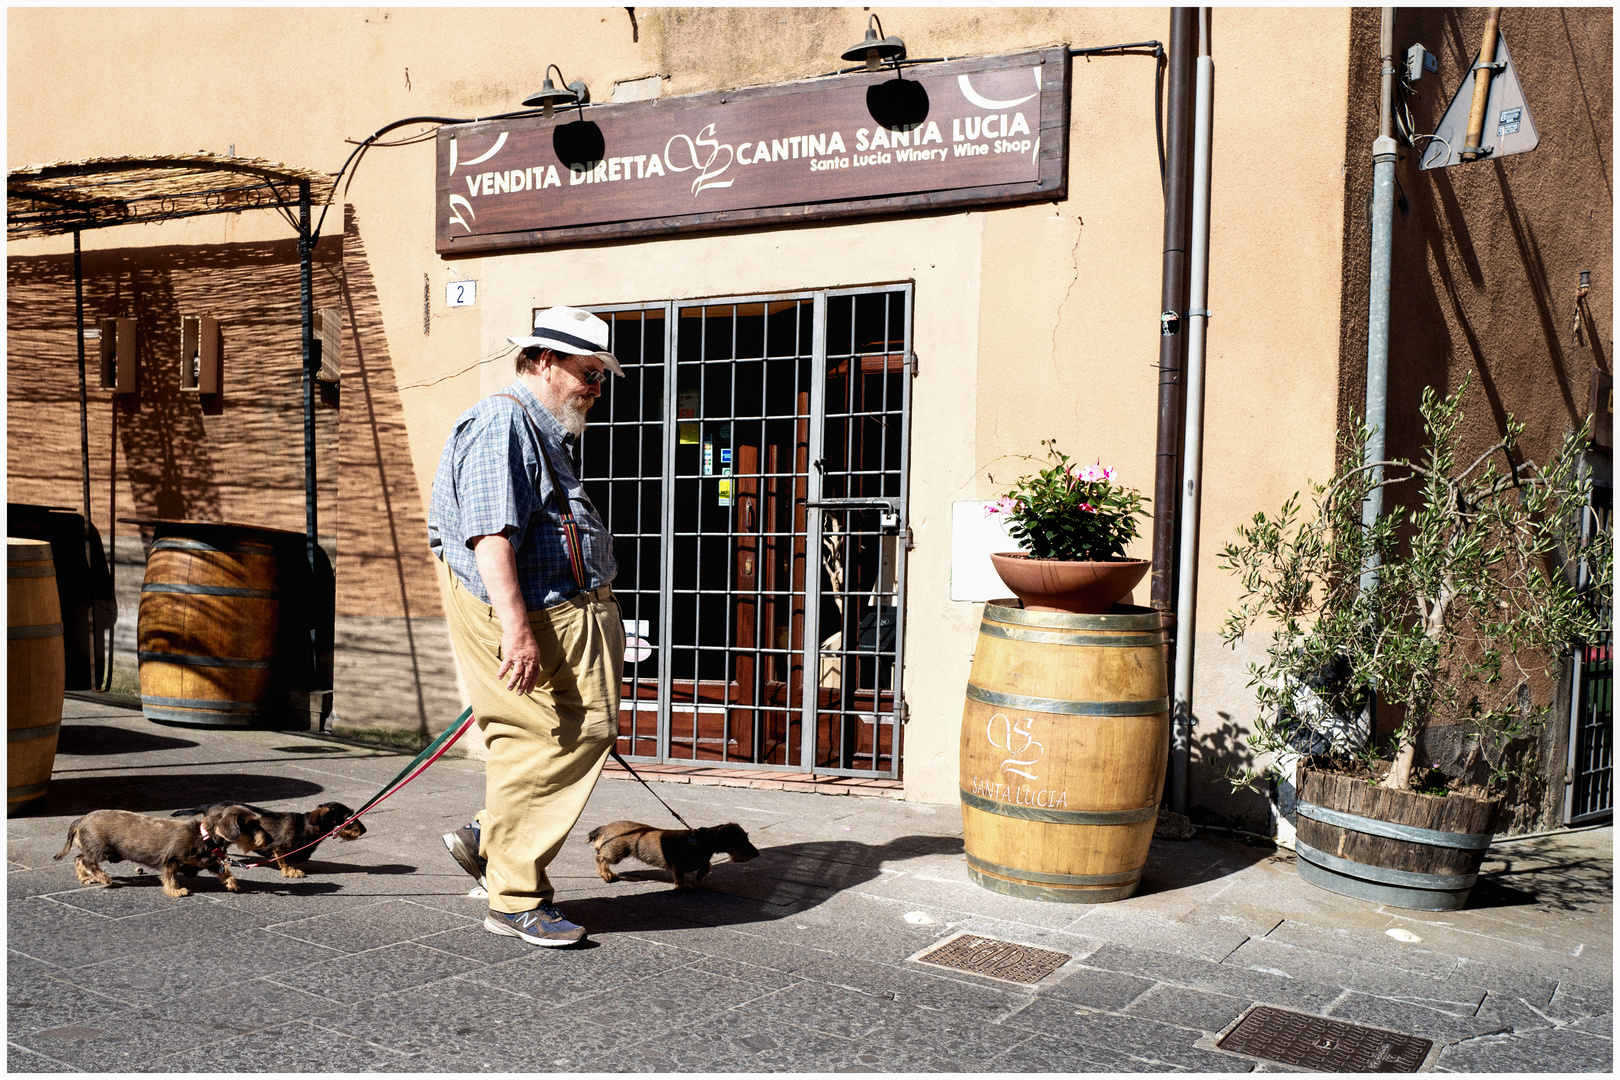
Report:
507,306,623,375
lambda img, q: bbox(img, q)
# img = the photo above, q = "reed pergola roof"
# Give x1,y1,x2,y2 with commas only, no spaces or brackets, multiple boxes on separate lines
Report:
6,153,335,240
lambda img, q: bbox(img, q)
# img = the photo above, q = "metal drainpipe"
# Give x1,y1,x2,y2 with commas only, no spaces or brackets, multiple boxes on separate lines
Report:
1360,7,1397,602
299,181,318,689
1151,8,1197,626
74,230,91,531
1170,9,1214,815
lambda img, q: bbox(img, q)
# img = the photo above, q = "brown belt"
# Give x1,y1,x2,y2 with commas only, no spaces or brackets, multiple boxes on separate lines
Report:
554,584,614,609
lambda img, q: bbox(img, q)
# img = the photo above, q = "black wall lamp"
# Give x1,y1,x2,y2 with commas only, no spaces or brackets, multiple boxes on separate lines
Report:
842,16,928,129
521,65,605,170
523,64,588,117
842,14,907,72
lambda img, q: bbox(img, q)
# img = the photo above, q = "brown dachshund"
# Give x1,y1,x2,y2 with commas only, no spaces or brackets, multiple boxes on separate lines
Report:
55,808,260,898
588,820,759,890
175,801,365,878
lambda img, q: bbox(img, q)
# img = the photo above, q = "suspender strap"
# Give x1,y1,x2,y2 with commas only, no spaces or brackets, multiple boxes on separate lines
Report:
494,393,589,591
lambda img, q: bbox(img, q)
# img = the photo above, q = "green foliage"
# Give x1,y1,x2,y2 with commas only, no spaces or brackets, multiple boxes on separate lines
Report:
1219,380,1612,793
987,441,1150,561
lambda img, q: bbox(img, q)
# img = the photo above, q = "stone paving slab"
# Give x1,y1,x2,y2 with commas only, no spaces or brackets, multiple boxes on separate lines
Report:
6,700,1613,1073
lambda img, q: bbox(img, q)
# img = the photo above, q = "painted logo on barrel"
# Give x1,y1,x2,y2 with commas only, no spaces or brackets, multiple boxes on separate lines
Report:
968,712,1068,808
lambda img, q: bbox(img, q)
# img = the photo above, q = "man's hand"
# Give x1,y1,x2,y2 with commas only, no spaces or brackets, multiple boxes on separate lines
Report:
471,532,541,695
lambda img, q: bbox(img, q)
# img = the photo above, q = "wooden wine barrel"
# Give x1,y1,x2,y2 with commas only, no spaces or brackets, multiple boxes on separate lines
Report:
138,533,279,726
8,538,65,815
959,601,1169,903
1294,769,1499,911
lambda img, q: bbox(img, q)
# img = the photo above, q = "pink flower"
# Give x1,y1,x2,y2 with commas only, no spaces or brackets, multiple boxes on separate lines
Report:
984,496,1017,517
1101,464,1116,481
1077,463,1103,483
1078,502,1097,513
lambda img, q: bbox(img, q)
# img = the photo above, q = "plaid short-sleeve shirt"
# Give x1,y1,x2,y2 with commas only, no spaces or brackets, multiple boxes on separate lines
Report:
427,380,617,609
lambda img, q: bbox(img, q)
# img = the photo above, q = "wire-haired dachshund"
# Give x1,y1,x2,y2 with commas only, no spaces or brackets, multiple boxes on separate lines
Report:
55,808,261,897
173,801,365,878
587,820,759,889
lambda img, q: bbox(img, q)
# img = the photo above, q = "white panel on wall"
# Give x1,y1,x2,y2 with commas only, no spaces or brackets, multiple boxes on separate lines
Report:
950,500,1022,602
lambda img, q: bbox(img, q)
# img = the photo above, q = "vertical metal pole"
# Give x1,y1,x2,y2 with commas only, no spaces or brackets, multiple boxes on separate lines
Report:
1459,8,1503,161
657,303,678,761
74,231,92,528
1150,8,1197,619
299,181,318,693
892,286,915,780
1170,10,1214,815
1361,7,1397,598
74,231,110,691
798,291,828,774
300,183,317,574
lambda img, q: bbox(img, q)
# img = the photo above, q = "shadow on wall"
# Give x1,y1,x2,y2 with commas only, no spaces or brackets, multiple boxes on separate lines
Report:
334,208,457,737
6,234,342,533
1188,711,1277,836
8,214,455,736
1343,5,1611,481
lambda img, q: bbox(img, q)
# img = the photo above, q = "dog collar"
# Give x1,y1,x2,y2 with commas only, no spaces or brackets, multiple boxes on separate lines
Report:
198,822,228,858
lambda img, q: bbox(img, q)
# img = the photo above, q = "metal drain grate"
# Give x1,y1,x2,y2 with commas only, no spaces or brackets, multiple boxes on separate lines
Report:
1217,1005,1432,1072
912,933,1071,984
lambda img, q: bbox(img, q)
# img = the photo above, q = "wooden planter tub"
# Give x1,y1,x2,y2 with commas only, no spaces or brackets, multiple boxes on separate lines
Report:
1294,768,1500,911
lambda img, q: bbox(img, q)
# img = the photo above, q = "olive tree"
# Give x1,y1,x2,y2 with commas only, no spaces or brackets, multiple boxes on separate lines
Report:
1220,381,1611,793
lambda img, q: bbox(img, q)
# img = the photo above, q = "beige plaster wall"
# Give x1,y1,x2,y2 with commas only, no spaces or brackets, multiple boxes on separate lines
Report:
8,7,1358,810
968,8,1353,823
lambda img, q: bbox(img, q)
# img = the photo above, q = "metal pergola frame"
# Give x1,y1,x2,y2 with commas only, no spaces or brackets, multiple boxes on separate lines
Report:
7,153,337,687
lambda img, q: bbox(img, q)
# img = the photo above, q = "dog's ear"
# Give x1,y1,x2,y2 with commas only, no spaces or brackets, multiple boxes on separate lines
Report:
217,806,260,842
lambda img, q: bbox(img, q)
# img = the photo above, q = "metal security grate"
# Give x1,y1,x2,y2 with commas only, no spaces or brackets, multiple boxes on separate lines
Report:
913,933,1071,984
1217,1005,1431,1072
1568,475,1612,824
581,289,911,780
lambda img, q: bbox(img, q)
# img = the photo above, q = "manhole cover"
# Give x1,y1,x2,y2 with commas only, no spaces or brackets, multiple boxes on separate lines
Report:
912,933,1071,984
1217,1005,1432,1072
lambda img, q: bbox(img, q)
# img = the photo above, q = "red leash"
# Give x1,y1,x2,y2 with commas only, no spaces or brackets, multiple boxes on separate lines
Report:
229,709,478,869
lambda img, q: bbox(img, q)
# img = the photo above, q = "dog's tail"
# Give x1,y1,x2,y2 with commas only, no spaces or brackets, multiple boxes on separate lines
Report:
53,819,82,861
587,824,606,844
169,803,216,818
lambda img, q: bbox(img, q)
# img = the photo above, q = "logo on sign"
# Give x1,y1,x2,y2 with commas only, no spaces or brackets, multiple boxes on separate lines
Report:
987,712,1044,780
665,123,735,195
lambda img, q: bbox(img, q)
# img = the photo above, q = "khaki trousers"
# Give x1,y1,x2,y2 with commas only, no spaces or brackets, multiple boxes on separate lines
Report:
436,556,624,912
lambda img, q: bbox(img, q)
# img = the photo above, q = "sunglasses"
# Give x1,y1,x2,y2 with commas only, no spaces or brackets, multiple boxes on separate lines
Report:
532,346,608,385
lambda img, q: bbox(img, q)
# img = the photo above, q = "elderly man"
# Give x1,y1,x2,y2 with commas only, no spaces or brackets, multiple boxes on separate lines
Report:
427,306,625,947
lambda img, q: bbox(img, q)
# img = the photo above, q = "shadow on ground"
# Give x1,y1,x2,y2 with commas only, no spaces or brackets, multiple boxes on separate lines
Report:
563,834,965,933
1473,838,1614,912
39,774,328,816
55,723,198,756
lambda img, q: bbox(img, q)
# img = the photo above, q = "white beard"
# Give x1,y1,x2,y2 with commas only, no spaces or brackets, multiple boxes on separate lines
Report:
551,394,592,437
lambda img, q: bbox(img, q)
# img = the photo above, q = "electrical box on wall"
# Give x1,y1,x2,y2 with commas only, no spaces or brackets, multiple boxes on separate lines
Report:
97,317,138,393
179,315,221,394
314,307,341,383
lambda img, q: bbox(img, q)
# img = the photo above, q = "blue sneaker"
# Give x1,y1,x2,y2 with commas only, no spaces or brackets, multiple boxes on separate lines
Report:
443,823,487,889
484,902,587,947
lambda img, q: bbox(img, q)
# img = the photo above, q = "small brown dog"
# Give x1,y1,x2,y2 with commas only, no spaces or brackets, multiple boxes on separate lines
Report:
54,809,252,897
588,820,759,889
175,801,366,878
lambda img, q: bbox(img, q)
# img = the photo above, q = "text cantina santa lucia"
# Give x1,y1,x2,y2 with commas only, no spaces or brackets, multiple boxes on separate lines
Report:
460,110,1036,195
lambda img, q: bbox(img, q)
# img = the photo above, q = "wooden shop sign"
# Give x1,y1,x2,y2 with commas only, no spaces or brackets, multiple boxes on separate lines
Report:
435,48,1069,254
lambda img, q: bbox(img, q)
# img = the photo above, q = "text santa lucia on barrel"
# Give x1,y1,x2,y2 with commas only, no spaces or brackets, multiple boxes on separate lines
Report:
455,110,1035,196
968,776,1070,809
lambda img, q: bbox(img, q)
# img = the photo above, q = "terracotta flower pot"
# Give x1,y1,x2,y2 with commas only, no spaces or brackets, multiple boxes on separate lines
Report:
989,553,1150,614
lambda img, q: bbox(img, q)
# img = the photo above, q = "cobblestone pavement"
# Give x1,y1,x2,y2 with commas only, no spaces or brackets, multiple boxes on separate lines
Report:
8,699,1613,1073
